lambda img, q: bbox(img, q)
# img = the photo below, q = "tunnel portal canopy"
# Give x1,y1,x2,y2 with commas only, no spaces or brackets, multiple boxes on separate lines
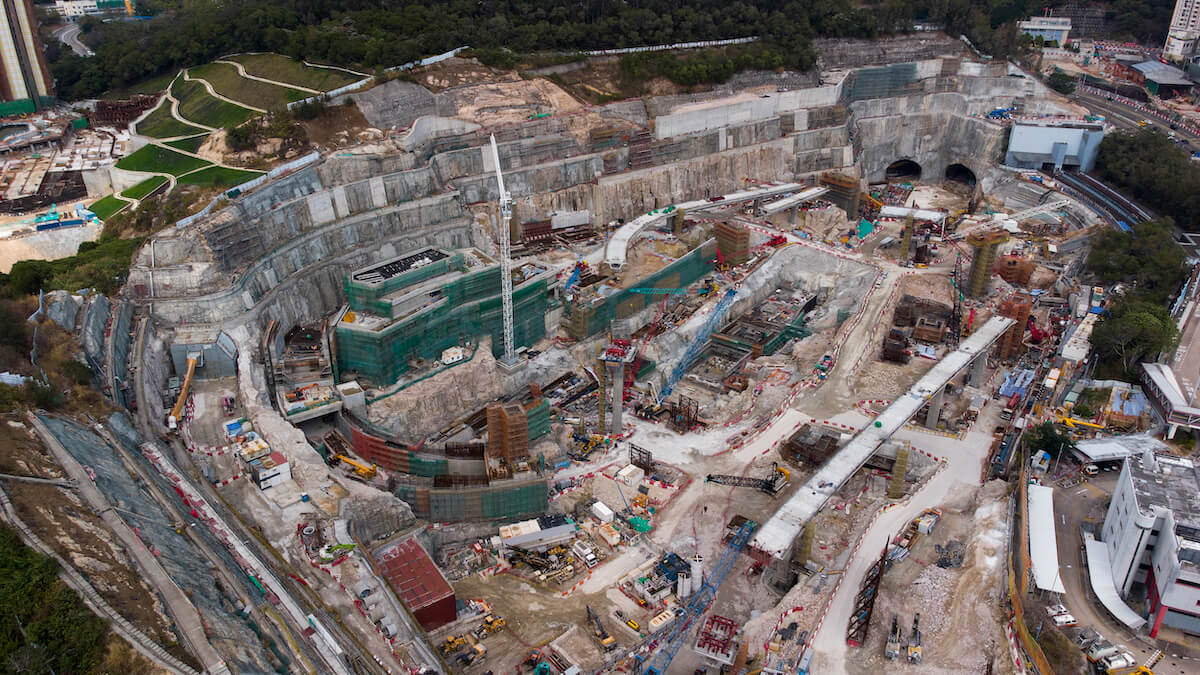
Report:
885,159,922,180
945,163,977,187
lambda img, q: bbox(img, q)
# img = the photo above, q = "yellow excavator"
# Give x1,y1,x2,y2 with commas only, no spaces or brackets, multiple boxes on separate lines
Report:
167,353,199,431
330,454,377,480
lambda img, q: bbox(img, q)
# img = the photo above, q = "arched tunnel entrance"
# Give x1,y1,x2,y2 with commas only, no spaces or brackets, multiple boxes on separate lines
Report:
885,159,922,181
945,163,977,187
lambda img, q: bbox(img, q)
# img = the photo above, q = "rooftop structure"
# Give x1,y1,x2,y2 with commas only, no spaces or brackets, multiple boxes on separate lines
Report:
1059,312,1097,366
1017,15,1071,44
1141,362,1200,438
336,247,553,384
1132,61,1194,97
1004,120,1106,173
1101,452,1200,635
750,316,1014,563
375,536,456,631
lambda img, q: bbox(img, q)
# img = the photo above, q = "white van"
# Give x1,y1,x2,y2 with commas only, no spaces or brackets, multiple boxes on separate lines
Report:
572,540,598,568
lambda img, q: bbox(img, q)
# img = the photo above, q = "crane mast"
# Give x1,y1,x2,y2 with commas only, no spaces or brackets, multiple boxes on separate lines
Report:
490,135,515,363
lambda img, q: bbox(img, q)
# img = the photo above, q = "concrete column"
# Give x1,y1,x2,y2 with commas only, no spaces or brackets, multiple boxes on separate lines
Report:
1150,604,1167,638
752,197,762,217
790,205,799,227
608,361,624,436
1168,423,1178,440
968,355,988,388
925,386,945,429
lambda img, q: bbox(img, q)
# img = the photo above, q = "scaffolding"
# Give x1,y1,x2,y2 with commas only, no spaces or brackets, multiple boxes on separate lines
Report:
392,478,549,521
565,240,717,340
487,402,529,463
965,229,1010,298
336,263,552,384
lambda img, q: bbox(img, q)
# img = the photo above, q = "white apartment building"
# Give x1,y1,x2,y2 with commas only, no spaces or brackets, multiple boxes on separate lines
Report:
1101,451,1200,636
1166,0,1200,57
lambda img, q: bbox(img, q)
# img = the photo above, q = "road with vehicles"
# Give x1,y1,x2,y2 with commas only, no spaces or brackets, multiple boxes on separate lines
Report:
1073,89,1200,140
52,23,94,57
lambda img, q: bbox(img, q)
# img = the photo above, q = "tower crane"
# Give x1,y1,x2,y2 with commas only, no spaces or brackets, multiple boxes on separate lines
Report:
490,135,516,364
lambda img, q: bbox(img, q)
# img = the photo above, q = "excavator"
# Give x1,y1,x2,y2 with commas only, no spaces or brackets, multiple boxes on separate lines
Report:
586,605,616,651
328,454,377,480
906,613,922,664
167,353,200,431
884,614,902,660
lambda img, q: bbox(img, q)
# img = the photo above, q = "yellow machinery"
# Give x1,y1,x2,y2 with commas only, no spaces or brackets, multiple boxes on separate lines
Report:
472,614,506,639
1057,415,1105,430
167,354,199,431
123,0,134,15
586,605,616,650
1107,668,1154,675
440,635,466,654
331,454,377,479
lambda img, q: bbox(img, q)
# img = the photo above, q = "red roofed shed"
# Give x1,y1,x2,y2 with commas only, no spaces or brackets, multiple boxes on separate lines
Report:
377,536,456,631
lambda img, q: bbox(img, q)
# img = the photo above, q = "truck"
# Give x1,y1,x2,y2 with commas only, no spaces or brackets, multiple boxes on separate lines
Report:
573,540,599,568
1086,640,1118,663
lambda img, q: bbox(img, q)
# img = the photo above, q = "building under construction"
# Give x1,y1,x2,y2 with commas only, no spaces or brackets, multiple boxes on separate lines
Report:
965,229,1010,298
334,247,555,385
996,294,1032,360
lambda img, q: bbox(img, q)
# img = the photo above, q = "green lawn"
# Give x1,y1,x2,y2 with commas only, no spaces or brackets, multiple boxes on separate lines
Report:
190,62,307,111
227,53,361,92
121,176,169,201
88,195,129,220
102,71,177,100
165,134,208,154
177,166,262,189
135,101,205,138
115,145,210,176
171,76,256,129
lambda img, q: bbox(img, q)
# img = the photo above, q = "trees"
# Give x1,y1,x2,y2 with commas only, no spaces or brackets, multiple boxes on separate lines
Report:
1086,220,1187,305
1095,129,1200,231
1024,421,1076,459
1091,299,1180,377
1048,72,1076,95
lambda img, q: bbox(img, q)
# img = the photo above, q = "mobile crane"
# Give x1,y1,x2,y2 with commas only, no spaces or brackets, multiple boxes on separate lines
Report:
327,454,377,480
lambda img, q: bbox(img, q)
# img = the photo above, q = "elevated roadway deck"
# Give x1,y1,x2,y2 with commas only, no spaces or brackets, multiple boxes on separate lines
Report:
605,182,821,269
750,315,1015,560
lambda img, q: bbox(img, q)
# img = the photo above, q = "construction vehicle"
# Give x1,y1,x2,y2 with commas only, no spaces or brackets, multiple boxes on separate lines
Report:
1107,668,1155,675
472,614,507,639
167,353,200,430
906,614,922,663
884,615,902,660
705,462,790,496
614,609,640,631
586,605,617,651
440,635,466,655
454,636,487,666
328,454,377,479
1027,315,1049,343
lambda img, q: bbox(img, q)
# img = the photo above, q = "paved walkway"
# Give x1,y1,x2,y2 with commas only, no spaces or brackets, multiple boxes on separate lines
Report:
183,69,266,113
215,59,321,94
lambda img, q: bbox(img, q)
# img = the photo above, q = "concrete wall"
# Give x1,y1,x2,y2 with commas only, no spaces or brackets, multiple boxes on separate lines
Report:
654,84,842,139
851,94,1005,183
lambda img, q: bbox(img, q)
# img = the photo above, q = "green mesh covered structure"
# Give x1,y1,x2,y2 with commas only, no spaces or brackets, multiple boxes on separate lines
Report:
565,240,717,339
337,250,552,384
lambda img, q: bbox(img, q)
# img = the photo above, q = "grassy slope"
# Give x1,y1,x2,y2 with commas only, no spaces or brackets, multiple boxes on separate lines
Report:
176,166,262,189
120,176,169,201
164,134,208,154
227,53,360,91
101,71,176,100
115,145,209,176
189,62,307,110
87,196,128,220
135,101,205,138
171,77,256,129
